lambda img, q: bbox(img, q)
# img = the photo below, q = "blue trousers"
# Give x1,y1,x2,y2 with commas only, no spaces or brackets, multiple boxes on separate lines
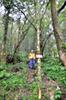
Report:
28,59,36,69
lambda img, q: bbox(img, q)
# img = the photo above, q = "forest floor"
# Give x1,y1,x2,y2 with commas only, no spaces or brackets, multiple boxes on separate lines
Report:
0,57,66,100
27,68,66,100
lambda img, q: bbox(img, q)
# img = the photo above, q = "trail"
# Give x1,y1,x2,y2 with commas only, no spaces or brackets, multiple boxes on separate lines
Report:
27,68,66,100
0,62,66,100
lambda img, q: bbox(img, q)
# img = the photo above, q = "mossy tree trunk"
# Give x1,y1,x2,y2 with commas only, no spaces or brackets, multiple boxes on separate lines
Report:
50,0,66,66
2,10,10,61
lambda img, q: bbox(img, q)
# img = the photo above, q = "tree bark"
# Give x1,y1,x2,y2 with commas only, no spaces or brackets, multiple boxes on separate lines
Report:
16,17,21,53
3,10,10,53
50,0,66,66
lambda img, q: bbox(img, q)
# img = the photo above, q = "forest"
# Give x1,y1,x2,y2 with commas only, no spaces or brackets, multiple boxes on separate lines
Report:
0,0,66,100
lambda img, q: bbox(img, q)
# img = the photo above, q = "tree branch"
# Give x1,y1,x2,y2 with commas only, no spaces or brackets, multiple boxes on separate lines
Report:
41,32,53,53
14,24,30,54
58,1,66,14
40,1,49,28
13,3,37,31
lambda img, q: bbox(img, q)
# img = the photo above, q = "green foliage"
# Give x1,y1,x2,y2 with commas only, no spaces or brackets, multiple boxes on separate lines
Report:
0,62,28,92
29,95,38,100
0,55,66,99
54,87,62,100
3,0,13,9
0,70,10,79
62,43,66,50
42,57,66,87
1,73,26,90
18,52,28,63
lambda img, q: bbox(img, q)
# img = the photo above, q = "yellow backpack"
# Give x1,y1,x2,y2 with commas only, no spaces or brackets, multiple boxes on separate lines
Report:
28,52,35,59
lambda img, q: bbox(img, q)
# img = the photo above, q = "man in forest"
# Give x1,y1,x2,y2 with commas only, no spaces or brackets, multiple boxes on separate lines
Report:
28,50,36,69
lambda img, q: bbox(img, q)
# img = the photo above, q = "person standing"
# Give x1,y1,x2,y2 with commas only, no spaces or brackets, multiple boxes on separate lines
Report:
28,50,36,69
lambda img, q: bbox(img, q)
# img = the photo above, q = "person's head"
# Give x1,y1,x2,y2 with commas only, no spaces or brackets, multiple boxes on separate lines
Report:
31,50,34,53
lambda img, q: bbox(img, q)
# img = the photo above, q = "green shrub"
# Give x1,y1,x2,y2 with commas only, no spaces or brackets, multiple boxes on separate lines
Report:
54,87,62,100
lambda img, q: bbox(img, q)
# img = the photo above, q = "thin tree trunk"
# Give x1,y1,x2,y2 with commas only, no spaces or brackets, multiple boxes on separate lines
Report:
37,25,42,100
35,0,42,99
50,0,66,66
10,20,13,53
3,10,10,53
13,25,30,55
17,17,21,53
41,33,52,54
13,32,27,55
1,10,10,61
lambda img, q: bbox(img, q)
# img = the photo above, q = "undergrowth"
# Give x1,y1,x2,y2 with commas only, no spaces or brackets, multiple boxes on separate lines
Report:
0,56,66,99
42,57,66,87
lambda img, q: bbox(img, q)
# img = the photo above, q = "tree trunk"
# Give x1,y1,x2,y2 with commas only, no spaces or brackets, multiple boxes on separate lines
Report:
3,10,10,53
1,10,10,61
40,32,52,54
13,32,27,55
17,17,21,53
37,25,42,100
10,20,13,53
50,0,66,66
13,26,30,55
35,0,42,99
